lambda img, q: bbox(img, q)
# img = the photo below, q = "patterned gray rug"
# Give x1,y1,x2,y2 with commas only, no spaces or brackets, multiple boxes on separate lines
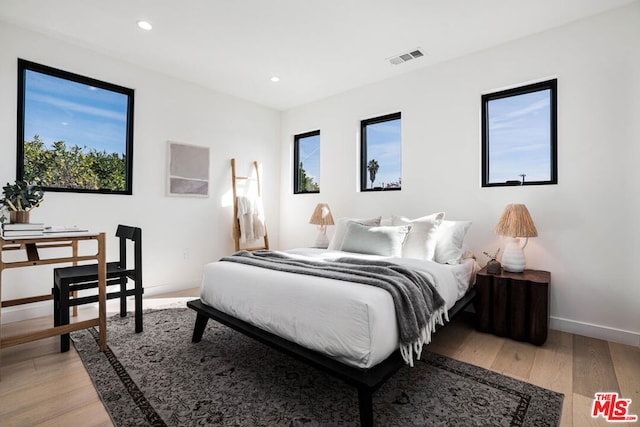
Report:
71,307,563,426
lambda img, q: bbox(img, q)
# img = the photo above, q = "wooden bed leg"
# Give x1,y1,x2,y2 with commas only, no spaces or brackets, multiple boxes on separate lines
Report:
357,387,374,427
192,313,209,342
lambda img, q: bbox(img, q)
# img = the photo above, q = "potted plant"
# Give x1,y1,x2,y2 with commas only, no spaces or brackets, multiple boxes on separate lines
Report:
1,180,44,223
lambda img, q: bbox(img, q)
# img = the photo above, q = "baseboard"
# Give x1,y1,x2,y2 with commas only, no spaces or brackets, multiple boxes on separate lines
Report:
550,316,640,347
1,281,200,324
142,280,200,298
1,301,52,324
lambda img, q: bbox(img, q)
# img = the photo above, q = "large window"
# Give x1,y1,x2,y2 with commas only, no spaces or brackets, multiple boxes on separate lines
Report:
17,59,135,194
293,130,320,194
481,79,557,187
360,112,402,191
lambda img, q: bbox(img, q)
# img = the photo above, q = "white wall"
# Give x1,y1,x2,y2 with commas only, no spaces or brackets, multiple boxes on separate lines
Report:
0,22,281,322
280,4,640,346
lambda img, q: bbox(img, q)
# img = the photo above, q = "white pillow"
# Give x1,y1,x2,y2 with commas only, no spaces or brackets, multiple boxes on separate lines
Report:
340,221,410,257
327,216,381,250
434,220,472,264
391,213,445,260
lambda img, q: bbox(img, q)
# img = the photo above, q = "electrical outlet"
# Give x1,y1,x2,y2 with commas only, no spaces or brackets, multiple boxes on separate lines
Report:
183,248,189,260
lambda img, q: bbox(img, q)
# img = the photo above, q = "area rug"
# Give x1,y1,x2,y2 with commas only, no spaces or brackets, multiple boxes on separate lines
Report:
71,307,563,426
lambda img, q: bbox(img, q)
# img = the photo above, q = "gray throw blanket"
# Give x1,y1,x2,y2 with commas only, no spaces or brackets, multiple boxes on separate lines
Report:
220,250,447,366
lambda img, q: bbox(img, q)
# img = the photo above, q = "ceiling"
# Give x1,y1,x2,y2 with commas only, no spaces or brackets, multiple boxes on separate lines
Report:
0,0,635,110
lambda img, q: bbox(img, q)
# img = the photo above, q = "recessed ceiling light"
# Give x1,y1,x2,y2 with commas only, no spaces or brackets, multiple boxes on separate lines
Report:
137,20,153,31
270,76,280,82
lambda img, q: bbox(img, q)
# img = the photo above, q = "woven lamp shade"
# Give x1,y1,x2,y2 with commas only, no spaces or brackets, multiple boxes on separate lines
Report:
309,203,335,226
494,204,538,238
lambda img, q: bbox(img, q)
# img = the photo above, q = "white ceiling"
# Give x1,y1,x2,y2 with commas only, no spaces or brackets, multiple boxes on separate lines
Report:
0,0,635,110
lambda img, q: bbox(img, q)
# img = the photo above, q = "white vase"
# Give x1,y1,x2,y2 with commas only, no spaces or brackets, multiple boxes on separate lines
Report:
501,237,528,273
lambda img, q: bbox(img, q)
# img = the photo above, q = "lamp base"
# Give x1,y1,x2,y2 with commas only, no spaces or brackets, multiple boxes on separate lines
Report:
501,237,527,273
313,225,329,249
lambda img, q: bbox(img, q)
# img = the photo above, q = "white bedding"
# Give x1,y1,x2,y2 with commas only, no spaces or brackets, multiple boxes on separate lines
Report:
200,248,478,369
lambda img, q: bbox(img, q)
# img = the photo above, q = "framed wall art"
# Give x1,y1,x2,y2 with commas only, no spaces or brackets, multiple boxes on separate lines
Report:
167,141,210,197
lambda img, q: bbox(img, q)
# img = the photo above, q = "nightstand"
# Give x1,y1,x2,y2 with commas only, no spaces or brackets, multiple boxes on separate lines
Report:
474,267,550,345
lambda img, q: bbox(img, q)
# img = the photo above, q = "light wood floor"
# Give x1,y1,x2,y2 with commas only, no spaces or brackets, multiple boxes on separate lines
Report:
1,289,638,426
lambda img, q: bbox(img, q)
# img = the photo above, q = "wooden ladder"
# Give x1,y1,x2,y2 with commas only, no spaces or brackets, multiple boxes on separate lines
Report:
231,158,269,252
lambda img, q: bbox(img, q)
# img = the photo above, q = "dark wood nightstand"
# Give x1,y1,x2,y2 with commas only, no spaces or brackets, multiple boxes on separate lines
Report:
474,267,550,345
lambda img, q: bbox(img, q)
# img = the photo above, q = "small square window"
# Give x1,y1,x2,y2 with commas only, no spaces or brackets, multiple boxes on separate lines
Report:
17,59,134,194
481,79,557,186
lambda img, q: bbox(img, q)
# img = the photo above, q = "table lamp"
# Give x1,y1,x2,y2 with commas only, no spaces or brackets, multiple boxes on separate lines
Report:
309,203,334,248
493,204,538,272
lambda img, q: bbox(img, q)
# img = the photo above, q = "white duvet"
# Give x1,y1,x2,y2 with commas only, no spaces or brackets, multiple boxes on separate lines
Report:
200,248,478,369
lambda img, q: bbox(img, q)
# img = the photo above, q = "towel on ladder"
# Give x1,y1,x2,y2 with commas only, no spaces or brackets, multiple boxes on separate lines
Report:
237,196,266,243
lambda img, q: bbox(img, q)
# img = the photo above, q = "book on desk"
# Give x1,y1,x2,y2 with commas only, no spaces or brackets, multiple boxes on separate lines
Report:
1,222,45,237
43,225,88,233
1,224,87,238
2,222,45,231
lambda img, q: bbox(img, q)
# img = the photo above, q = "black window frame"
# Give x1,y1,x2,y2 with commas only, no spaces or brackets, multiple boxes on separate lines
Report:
293,129,320,194
360,112,402,192
481,79,557,187
17,58,135,195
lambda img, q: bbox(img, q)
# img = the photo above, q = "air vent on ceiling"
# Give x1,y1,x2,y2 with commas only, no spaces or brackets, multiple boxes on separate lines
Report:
388,48,425,65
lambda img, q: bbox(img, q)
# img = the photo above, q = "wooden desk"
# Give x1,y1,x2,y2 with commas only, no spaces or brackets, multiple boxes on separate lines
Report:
0,232,107,376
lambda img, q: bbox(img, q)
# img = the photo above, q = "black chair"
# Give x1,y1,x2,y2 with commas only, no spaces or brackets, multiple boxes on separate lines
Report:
53,225,143,352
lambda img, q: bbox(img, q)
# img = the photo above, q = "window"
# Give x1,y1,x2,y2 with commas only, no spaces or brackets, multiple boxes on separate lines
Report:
293,130,320,194
17,59,135,194
481,79,557,187
361,112,402,191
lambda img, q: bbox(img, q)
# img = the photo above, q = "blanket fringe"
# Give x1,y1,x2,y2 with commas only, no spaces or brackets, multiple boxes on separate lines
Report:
400,306,448,367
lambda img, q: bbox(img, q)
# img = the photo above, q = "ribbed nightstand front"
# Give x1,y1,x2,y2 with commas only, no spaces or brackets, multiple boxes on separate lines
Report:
475,267,550,345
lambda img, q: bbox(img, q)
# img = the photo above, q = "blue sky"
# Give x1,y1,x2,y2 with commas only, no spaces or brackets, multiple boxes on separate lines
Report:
365,118,401,188
488,89,551,183
24,70,129,155
298,133,320,186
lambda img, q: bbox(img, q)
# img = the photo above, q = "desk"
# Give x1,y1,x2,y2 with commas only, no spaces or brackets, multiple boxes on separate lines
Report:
0,232,107,375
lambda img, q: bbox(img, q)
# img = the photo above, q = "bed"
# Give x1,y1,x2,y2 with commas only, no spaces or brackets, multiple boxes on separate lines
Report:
188,216,479,426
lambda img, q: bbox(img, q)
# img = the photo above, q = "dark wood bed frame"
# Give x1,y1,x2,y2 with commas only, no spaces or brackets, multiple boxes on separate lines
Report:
188,289,476,427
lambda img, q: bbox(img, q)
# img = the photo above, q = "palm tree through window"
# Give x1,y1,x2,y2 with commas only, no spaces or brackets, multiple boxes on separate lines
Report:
360,112,401,191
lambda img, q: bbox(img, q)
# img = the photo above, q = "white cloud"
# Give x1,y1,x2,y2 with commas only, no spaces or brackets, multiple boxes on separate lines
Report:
27,92,126,122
